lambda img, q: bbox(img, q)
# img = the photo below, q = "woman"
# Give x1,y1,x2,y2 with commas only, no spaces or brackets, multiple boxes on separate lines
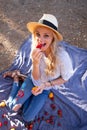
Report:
22,14,74,122
29,14,74,96
0,14,74,122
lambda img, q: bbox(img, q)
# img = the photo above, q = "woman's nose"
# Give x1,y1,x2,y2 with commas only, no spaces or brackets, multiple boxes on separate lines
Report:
38,37,44,43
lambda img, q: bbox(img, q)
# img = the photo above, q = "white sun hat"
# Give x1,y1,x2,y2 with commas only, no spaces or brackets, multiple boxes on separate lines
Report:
27,14,63,41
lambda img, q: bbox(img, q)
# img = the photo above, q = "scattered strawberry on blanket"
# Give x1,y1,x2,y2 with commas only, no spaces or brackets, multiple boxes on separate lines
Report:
58,109,62,117
0,122,2,128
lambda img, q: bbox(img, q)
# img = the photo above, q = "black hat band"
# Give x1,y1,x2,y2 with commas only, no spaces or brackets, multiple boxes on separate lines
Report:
39,19,58,31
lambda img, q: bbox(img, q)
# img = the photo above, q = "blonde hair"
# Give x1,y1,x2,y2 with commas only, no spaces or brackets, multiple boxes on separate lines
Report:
44,33,59,76
32,31,59,76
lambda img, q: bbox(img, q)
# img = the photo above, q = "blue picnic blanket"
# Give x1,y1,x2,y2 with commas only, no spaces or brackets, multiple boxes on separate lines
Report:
0,36,87,130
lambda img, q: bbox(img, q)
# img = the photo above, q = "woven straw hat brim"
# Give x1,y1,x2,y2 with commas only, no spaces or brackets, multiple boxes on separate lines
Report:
27,22,63,41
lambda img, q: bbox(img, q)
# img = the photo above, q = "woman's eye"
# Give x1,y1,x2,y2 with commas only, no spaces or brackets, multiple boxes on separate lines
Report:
36,32,40,37
44,34,49,38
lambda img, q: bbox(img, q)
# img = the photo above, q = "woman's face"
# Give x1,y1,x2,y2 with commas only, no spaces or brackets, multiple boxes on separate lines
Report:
34,26,54,52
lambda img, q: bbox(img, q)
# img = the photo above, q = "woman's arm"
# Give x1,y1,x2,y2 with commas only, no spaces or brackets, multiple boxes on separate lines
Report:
48,77,67,86
31,48,43,80
32,77,67,96
32,63,40,80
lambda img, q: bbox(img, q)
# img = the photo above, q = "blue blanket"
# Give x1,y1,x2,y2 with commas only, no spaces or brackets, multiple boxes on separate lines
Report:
0,36,87,130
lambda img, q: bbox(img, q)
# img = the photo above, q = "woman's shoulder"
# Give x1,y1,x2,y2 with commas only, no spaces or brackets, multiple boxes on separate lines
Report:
56,43,68,58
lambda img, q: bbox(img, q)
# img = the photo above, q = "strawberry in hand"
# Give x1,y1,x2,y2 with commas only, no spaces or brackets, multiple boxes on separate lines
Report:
36,44,43,49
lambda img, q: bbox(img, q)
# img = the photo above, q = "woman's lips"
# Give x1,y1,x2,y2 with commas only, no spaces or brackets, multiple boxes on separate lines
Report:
36,43,46,49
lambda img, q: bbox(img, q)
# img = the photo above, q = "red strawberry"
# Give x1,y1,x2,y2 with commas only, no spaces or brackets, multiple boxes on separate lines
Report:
58,122,61,126
57,109,62,117
50,104,56,110
49,115,54,120
0,122,2,127
18,90,24,97
2,113,6,118
4,121,8,125
44,111,49,116
36,117,40,123
29,124,33,129
36,44,42,49
46,119,50,123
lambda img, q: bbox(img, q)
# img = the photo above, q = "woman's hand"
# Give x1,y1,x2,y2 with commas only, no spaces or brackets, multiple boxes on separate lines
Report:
31,48,43,65
31,81,52,96
31,48,43,80
31,84,45,96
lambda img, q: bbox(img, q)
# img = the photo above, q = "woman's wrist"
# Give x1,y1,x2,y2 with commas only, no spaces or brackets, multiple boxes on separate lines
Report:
43,81,54,88
43,82,49,88
49,81,54,86
32,63,39,68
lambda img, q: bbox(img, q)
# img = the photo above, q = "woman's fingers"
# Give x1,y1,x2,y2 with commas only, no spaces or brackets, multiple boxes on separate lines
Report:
32,49,43,64
32,49,42,59
31,87,43,96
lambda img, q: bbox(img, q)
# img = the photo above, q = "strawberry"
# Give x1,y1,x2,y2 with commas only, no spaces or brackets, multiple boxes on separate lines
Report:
57,109,62,117
18,90,24,97
0,122,2,127
36,44,42,49
4,121,8,125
